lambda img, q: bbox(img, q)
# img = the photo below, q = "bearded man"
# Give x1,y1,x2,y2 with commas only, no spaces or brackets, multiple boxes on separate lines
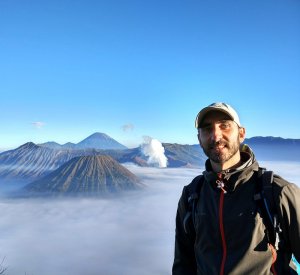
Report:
172,102,300,275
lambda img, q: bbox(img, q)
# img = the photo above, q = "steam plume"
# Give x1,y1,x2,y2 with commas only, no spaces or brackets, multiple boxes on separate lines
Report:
141,137,168,168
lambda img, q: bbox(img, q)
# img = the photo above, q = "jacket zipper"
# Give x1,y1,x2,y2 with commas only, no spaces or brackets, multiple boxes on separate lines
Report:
217,173,227,275
216,172,277,275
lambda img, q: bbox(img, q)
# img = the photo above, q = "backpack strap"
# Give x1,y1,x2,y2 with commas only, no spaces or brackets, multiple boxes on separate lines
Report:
183,175,204,234
184,170,283,249
254,168,282,251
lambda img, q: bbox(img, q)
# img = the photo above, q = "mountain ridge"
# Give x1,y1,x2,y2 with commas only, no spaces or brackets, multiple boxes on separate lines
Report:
39,132,127,150
0,135,299,186
245,136,300,145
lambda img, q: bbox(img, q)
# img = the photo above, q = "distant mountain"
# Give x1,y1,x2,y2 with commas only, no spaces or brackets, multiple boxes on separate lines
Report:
163,143,206,167
0,142,98,183
245,136,300,145
114,144,206,167
187,137,300,162
1,136,299,186
39,142,62,150
40,132,127,150
0,141,203,185
25,155,142,196
115,147,149,167
76,132,127,150
0,142,61,182
244,137,300,161
61,142,76,149
0,142,145,184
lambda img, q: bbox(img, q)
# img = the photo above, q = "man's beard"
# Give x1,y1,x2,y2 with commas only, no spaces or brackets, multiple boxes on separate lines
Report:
202,136,240,164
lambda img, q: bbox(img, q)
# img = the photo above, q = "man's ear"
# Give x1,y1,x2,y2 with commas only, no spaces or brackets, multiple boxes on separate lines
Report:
239,127,246,143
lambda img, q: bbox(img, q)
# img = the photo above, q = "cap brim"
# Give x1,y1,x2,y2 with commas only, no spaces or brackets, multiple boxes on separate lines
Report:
195,107,235,128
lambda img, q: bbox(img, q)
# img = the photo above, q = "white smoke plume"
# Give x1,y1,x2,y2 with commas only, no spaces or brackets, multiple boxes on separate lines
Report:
141,136,168,168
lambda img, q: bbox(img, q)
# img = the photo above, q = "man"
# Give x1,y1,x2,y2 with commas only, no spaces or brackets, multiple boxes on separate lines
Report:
172,102,300,275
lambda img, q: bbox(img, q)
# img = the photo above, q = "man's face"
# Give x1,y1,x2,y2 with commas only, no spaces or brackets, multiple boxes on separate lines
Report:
198,111,245,164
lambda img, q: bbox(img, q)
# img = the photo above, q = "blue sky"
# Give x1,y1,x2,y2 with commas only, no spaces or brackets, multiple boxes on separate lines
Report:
1,0,299,150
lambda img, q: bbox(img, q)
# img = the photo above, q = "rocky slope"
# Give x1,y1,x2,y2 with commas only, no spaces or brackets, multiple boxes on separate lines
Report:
25,155,142,196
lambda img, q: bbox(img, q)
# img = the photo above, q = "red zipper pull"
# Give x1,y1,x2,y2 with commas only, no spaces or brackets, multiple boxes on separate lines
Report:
216,173,227,194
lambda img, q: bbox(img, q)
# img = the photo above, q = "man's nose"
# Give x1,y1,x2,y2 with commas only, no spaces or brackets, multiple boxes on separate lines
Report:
210,125,222,141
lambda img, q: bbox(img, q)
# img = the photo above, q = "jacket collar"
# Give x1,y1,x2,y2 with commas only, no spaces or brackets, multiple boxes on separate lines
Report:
202,144,259,191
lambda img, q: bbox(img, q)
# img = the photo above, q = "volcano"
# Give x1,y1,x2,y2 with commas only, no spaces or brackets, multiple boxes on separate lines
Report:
25,155,142,196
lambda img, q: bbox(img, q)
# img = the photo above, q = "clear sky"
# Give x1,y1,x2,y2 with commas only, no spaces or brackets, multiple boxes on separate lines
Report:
1,0,299,150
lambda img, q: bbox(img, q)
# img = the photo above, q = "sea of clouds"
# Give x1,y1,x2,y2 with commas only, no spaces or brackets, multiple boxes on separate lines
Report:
0,161,299,275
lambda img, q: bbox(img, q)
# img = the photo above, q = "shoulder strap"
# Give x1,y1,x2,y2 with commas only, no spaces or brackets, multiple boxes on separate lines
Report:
254,168,282,250
183,175,204,235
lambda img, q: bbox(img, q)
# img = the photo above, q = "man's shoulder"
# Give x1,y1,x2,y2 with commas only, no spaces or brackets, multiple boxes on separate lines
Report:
183,175,205,197
257,168,290,189
272,174,290,188
186,174,204,187
266,172,300,203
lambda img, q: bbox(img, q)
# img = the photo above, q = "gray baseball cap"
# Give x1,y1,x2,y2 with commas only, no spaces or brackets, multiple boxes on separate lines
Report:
195,102,241,128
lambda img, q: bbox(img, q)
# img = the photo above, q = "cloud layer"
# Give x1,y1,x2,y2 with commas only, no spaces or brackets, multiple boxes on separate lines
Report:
0,166,201,275
0,162,299,275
